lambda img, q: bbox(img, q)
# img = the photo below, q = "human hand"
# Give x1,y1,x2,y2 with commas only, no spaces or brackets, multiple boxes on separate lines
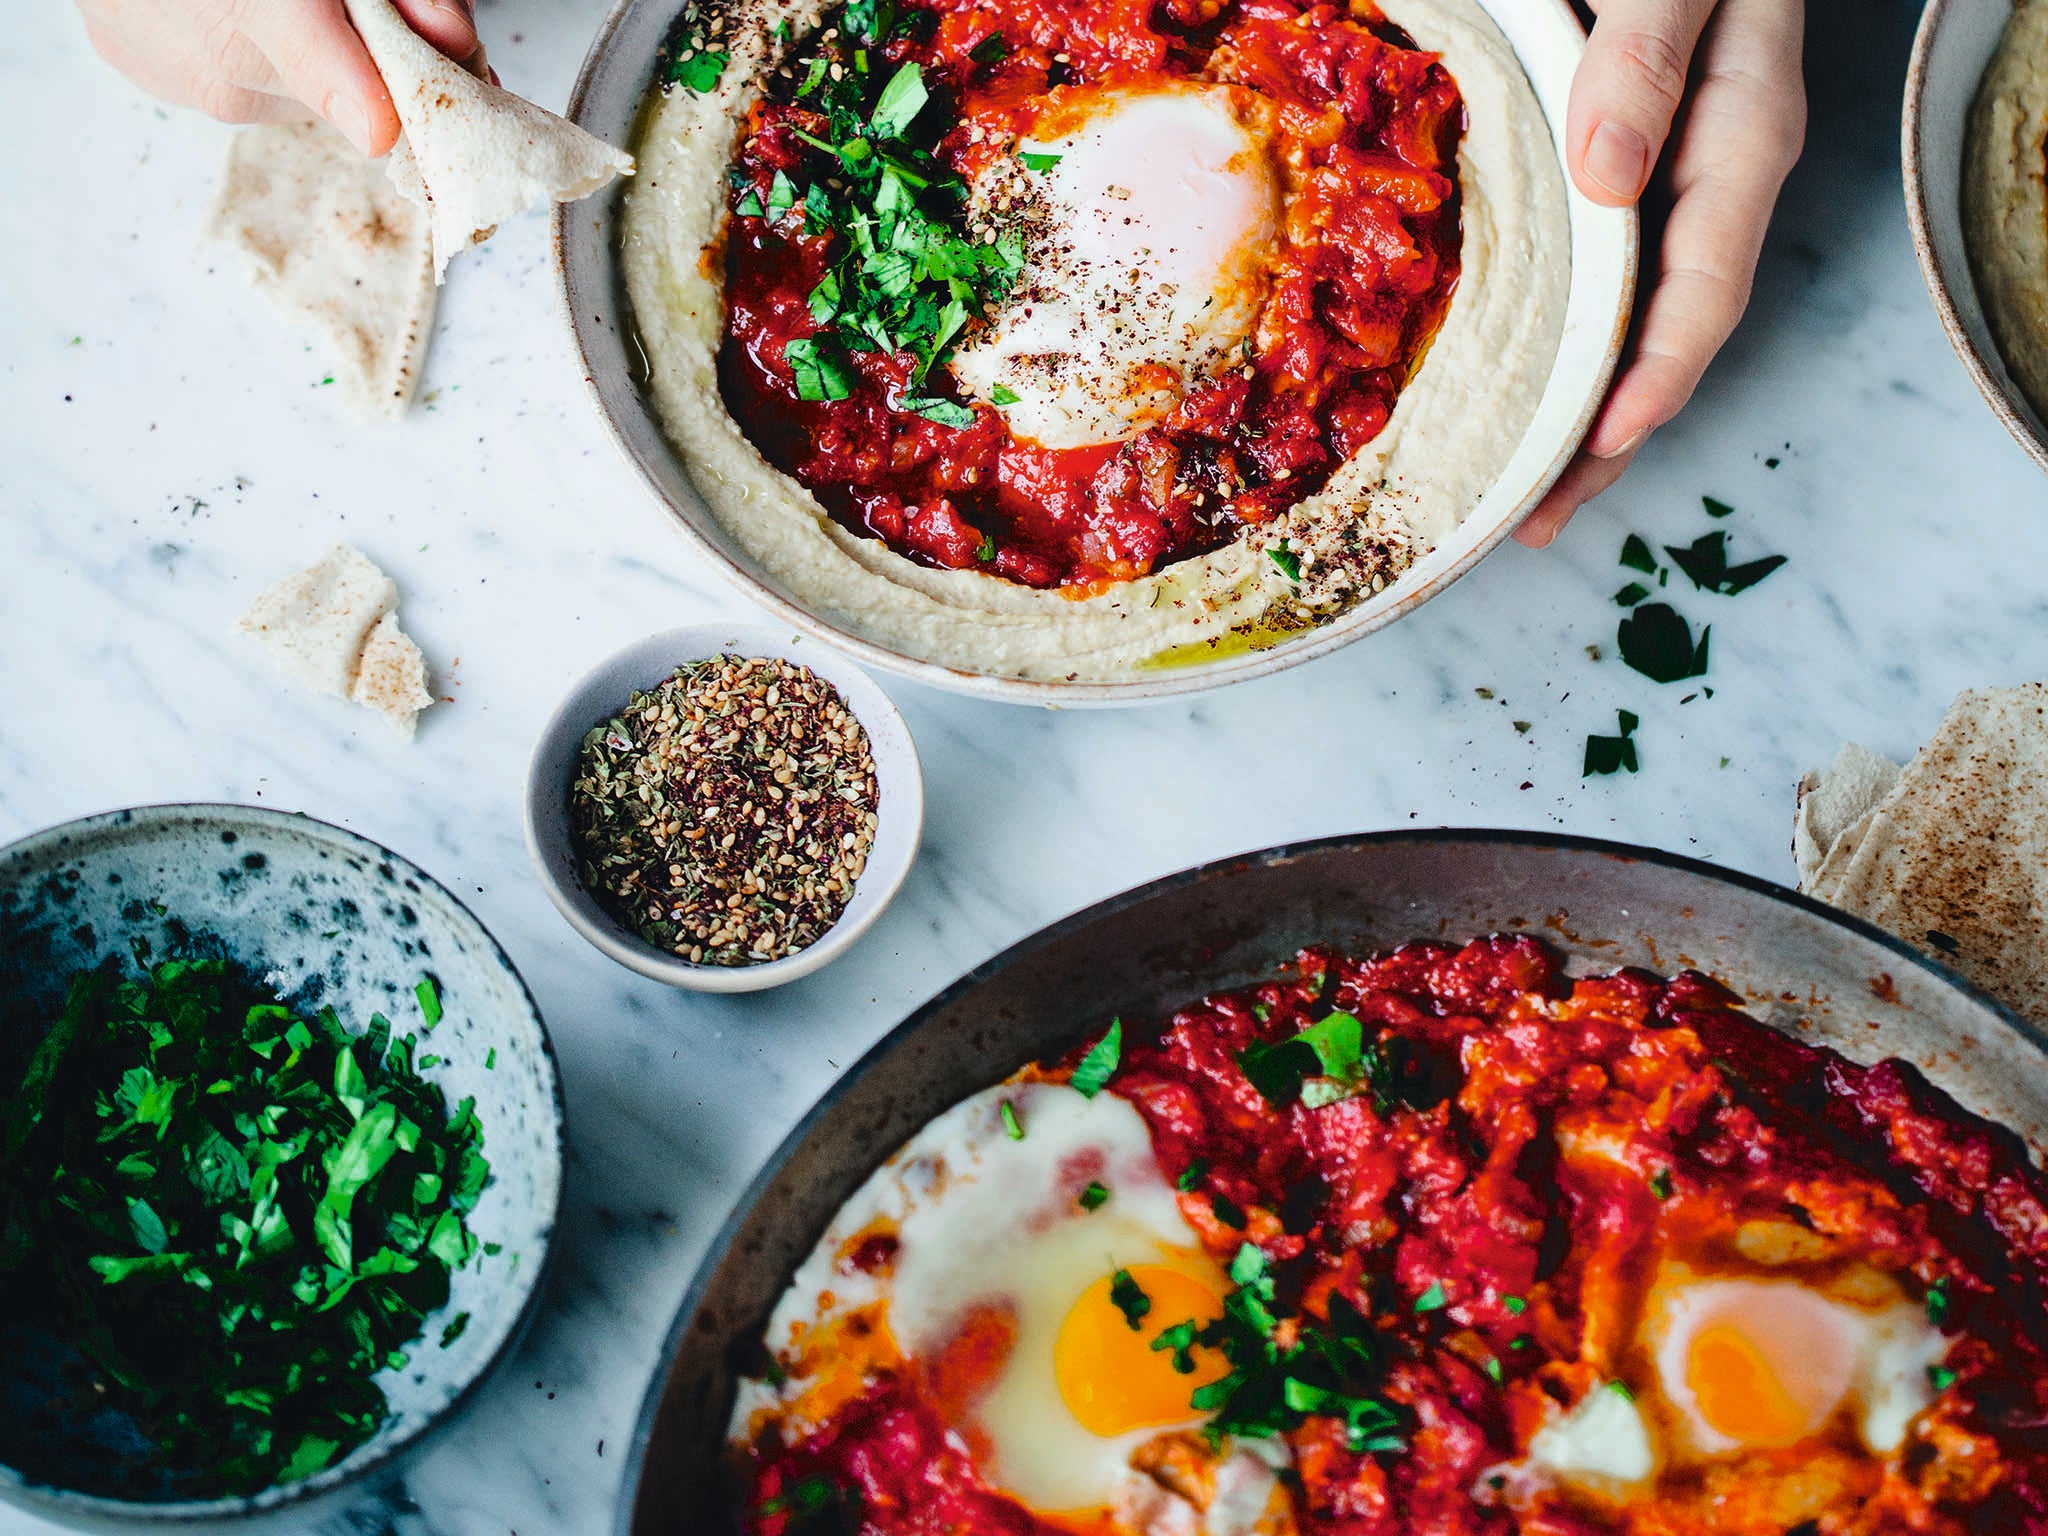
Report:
75,0,481,158
1515,0,1807,548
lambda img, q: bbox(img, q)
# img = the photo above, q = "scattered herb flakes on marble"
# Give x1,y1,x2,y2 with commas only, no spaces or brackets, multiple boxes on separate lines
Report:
1584,496,1786,775
568,655,879,966
0,958,490,1498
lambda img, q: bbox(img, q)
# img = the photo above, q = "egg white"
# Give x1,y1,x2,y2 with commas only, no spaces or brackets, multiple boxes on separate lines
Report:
733,1080,1279,1529
949,83,1278,450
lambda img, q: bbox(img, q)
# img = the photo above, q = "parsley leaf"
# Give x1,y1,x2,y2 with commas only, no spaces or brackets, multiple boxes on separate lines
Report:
1176,1157,1210,1193
1110,1268,1151,1328
665,48,729,93
869,62,928,139
1703,495,1734,518
1000,1100,1024,1140
900,394,977,428
989,382,1020,406
1078,1180,1110,1211
1616,602,1710,684
1070,1019,1122,1098
1269,541,1302,583
1016,150,1063,172
786,337,858,402
1583,709,1640,776
1619,533,1658,573
1665,530,1787,596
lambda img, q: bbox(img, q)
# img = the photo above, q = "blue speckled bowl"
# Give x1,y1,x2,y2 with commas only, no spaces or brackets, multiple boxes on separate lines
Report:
0,805,564,1534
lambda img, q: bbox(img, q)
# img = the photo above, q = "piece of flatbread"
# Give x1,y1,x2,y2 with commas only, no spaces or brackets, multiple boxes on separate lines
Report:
1799,685,2048,1023
1793,742,1901,887
204,121,436,418
342,0,635,281
237,544,435,736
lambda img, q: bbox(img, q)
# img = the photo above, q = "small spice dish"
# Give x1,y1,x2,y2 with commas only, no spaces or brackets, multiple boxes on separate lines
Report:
524,624,924,993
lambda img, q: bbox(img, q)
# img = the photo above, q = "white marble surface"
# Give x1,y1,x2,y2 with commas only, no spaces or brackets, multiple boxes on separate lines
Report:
2,0,2044,1530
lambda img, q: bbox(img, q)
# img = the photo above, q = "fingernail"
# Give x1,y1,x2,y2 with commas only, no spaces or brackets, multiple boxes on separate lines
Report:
1593,426,1650,461
325,93,375,155
1585,121,1650,201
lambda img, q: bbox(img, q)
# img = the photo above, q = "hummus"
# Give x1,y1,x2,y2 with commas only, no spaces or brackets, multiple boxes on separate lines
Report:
1966,0,2048,426
621,0,1570,683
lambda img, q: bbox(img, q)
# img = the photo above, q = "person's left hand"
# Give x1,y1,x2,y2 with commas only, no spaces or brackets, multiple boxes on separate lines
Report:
1515,0,1807,548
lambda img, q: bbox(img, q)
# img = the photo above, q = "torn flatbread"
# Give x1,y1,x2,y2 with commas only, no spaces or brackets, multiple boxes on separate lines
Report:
343,0,634,280
1793,742,1901,888
204,121,436,417
1797,685,2048,1025
237,544,435,736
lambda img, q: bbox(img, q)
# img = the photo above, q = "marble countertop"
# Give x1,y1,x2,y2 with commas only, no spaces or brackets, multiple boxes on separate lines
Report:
3,0,2043,1530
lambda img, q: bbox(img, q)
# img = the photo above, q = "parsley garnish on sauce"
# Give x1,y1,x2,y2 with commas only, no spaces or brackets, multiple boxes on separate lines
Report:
755,17,1026,411
1070,1019,1122,1098
0,958,491,1496
1157,1243,1404,1454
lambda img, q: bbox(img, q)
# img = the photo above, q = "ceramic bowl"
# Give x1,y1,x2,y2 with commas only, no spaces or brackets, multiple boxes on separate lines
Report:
524,623,924,993
554,0,1638,705
0,804,564,1535
1904,0,2048,471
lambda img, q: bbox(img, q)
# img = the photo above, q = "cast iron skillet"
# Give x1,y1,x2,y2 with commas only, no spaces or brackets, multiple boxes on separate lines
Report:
617,830,2048,1533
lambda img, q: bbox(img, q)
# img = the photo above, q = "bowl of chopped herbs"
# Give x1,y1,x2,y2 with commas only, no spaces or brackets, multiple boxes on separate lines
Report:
526,624,923,993
0,805,563,1531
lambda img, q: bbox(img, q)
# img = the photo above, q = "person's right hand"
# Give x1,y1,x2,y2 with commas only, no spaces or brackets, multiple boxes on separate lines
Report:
75,0,481,157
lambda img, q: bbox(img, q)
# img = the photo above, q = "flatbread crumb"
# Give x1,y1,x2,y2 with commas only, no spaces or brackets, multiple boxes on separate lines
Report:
237,544,435,736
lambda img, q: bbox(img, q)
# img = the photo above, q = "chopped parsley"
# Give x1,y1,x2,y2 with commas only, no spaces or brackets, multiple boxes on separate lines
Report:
0,957,490,1496
1617,602,1710,684
415,975,442,1029
757,1474,840,1516
1078,1180,1110,1211
1016,150,1063,172
1583,709,1639,777
1268,541,1302,583
1926,1278,1950,1326
756,20,1026,406
1236,1010,1381,1108
1928,1364,1958,1393
1000,1099,1024,1140
1649,1167,1674,1200
989,383,1020,406
1070,1018,1122,1098
1615,581,1650,607
1413,1280,1449,1313
1110,1267,1151,1328
1503,1294,1528,1315
1160,1243,1403,1454
1619,533,1658,573
1664,530,1787,597
1703,495,1734,518
1211,1192,1248,1229
1177,1157,1210,1193
659,3,731,93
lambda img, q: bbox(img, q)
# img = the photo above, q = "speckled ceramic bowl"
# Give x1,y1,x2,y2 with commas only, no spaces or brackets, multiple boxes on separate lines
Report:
524,623,924,993
0,805,564,1534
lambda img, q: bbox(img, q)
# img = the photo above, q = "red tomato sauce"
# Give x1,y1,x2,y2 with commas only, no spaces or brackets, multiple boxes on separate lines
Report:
739,939,2048,1534
719,0,1464,589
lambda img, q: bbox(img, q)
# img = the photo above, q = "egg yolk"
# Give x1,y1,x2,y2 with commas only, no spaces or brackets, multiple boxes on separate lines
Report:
1053,1264,1230,1437
1685,1322,1812,1446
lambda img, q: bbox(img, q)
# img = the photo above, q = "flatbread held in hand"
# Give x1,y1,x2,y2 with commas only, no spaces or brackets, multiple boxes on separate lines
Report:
343,0,635,280
203,122,436,418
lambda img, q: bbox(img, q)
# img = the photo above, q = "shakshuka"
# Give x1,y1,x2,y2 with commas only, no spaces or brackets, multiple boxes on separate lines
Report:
729,938,2048,1534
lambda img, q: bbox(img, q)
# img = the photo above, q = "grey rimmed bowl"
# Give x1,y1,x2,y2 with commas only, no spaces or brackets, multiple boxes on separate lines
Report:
553,0,1637,706
0,805,564,1534
1904,0,2048,472
612,829,2048,1534
524,623,924,993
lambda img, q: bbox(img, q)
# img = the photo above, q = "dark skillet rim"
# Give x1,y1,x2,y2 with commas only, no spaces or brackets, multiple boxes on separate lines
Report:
0,802,569,1524
611,826,2041,1534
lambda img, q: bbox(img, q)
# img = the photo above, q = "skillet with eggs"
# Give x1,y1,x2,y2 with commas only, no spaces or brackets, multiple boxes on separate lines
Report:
730,938,2048,1534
